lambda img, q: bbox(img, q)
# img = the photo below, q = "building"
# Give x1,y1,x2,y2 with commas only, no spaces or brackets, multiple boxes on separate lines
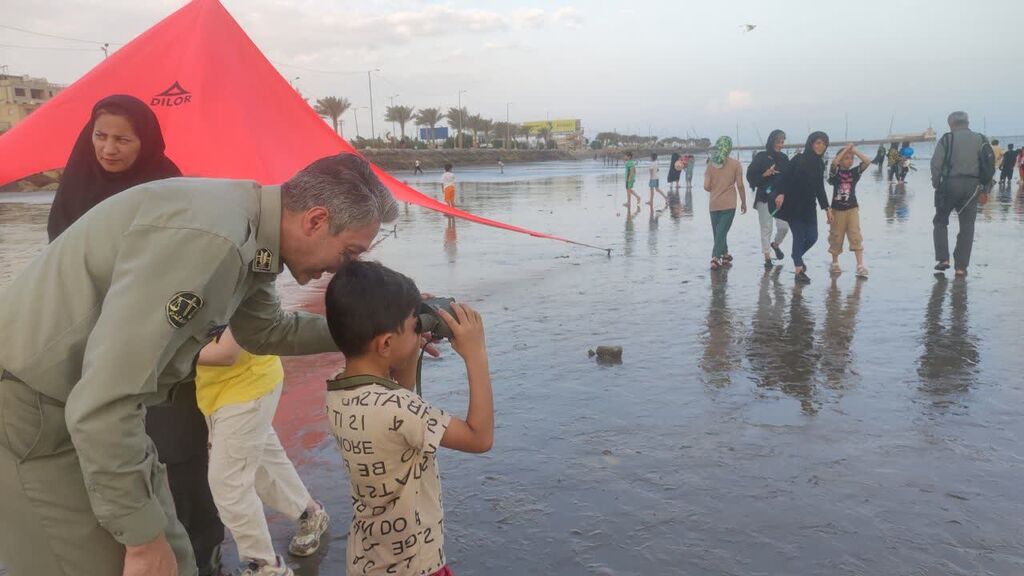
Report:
0,73,64,133
522,119,584,151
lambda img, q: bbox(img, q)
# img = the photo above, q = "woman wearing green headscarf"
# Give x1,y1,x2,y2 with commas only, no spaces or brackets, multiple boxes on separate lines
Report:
703,136,748,269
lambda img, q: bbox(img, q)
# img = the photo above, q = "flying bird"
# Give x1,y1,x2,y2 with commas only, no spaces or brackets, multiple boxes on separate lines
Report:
741,24,757,32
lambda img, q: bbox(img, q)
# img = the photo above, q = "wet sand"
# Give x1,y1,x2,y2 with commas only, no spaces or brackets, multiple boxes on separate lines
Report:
2,156,1023,575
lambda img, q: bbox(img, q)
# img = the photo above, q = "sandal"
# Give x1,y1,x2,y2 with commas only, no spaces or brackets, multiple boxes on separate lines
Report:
710,258,721,270
830,262,842,275
856,266,869,278
771,242,785,260
722,254,734,263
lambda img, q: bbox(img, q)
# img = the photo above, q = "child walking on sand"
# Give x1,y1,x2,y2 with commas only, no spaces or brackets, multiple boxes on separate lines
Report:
827,144,871,277
624,151,641,212
647,153,668,207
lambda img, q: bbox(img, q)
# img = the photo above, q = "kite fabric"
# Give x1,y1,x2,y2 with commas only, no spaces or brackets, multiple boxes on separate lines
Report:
0,0,601,250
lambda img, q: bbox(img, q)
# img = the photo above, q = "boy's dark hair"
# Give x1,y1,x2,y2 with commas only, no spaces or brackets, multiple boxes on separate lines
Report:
444,163,453,171
651,153,657,160
325,261,422,357
625,151,633,158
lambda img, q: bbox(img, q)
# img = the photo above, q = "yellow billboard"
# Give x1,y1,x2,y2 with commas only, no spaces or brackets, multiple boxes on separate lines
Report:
522,119,580,134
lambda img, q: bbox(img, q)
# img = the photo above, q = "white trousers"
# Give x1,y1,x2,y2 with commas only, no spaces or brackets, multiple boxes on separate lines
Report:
207,383,311,564
756,201,789,256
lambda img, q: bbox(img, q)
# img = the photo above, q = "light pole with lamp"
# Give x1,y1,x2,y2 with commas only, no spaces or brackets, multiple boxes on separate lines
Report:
457,89,467,148
387,93,400,143
366,68,381,140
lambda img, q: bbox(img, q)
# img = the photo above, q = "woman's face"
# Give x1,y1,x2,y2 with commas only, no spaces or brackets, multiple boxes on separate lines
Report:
773,136,786,152
812,138,827,156
92,113,141,173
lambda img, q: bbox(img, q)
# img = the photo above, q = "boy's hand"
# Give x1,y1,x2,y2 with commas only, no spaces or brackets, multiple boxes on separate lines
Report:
438,303,486,361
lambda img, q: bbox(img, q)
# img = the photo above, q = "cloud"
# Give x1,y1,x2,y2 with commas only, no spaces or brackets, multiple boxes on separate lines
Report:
552,7,584,29
706,90,756,113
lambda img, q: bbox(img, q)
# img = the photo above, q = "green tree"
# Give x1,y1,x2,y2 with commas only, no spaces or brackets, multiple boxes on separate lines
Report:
446,106,469,148
385,105,416,140
415,107,444,148
314,96,351,137
477,117,495,147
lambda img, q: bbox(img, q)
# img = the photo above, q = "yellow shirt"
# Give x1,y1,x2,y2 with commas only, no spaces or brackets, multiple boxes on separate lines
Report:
195,351,284,416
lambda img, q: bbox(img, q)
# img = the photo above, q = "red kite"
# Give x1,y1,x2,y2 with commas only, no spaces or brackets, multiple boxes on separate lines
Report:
0,0,602,250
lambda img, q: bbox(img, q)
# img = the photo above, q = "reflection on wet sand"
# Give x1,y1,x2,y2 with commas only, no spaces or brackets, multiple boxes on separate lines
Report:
747,267,787,388
700,269,739,386
917,278,979,406
819,276,864,389
444,217,458,262
623,212,635,257
884,188,910,223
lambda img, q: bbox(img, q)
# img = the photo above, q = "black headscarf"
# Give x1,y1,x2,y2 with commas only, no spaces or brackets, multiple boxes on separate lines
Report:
47,94,181,241
746,129,789,204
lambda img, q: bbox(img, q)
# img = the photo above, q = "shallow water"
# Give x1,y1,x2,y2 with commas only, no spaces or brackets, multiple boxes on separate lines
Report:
2,156,1023,575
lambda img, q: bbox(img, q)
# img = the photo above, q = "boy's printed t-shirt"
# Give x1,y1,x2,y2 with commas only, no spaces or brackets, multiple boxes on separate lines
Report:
327,385,452,576
827,163,868,211
648,161,659,179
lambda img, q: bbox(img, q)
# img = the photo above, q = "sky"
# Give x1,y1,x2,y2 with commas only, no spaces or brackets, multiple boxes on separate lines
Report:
1,0,1022,143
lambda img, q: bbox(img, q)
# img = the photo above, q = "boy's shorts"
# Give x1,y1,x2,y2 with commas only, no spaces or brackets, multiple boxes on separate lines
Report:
828,207,863,255
443,185,456,204
649,179,659,189
626,179,636,190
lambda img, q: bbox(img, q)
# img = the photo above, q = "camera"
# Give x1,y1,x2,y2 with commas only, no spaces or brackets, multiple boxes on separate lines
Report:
415,297,456,340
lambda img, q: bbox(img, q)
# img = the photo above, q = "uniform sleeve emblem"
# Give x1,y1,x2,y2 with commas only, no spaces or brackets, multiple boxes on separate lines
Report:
252,248,274,273
166,291,204,328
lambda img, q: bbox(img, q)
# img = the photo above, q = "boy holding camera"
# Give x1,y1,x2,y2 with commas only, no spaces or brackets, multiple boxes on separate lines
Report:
324,261,493,576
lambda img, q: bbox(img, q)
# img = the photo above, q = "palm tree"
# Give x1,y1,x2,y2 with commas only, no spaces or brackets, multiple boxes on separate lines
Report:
517,124,532,149
415,107,444,148
537,126,552,149
446,106,468,147
478,118,495,147
314,96,351,137
493,121,515,149
385,105,416,140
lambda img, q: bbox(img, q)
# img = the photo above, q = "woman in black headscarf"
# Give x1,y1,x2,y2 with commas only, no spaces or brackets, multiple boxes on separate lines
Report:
667,149,683,193
47,94,181,241
773,131,832,284
47,95,224,574
746,129,790,269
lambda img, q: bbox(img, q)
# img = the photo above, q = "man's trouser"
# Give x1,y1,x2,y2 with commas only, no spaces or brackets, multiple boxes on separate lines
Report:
0,376,196,576
933,178,980,270
146,382,224,575
207,383,310,564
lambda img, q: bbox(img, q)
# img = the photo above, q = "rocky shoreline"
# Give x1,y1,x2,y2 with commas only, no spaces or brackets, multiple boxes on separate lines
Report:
361,148,573,171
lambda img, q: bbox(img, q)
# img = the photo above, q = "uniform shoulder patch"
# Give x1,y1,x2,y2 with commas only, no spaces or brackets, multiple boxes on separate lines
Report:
253,248,274,273
166,291,204,328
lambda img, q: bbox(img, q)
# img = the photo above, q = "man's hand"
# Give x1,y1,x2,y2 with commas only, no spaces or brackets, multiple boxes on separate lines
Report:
437,303,486,363
124,533,176,576
979,193,989,206
774,194,785,210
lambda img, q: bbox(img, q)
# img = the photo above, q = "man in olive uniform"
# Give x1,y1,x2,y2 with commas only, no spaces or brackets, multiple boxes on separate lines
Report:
0,153,398,576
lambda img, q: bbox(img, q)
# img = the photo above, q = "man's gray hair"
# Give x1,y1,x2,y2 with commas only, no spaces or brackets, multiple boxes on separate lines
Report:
947,111,970,128
281,153,399,234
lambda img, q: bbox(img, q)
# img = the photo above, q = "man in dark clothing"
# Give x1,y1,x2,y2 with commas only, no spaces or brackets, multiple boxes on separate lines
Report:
930,111,995,277
999,143,1018,184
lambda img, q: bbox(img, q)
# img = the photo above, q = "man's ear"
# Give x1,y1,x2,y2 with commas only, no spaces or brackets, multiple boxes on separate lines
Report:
302,207,330,236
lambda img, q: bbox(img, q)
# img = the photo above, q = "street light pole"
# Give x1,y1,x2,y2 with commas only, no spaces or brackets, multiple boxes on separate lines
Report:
457,90,467,148
505,102,511,150
367,69,381,140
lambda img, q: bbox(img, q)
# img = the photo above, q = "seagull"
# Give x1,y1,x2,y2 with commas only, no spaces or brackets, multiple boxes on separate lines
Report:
741,24,757,32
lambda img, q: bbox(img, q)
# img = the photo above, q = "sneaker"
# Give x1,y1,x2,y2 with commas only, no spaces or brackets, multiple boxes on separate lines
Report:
237,556,293,576
289,503,330,557
856,266,869,278
934,261,950,271
771,242,785,260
